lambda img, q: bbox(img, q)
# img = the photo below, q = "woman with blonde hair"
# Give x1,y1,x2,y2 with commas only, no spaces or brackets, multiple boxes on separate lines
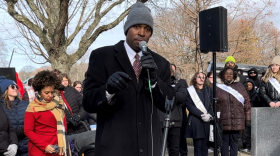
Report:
259,56,280,107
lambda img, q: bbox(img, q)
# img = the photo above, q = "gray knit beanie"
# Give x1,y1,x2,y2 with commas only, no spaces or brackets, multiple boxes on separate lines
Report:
124,2,154,36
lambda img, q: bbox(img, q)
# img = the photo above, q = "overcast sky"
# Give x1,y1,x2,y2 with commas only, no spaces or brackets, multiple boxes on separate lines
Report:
0,0,279,73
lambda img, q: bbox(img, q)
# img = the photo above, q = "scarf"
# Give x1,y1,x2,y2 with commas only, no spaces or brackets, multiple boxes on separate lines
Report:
26,96,70,156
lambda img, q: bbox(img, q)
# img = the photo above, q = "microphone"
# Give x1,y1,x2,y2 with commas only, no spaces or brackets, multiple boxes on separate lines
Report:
139,41,147,53
139,41,152,92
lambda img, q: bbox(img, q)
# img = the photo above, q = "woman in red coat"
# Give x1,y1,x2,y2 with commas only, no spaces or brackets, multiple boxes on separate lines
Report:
24,70,70,156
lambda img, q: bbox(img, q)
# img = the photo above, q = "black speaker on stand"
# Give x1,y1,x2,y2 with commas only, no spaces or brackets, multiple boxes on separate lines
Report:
199,6,228,156
199,6,228,53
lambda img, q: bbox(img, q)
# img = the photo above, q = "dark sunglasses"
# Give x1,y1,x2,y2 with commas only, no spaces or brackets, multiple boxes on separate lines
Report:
249,72,256,74
10,85,19,90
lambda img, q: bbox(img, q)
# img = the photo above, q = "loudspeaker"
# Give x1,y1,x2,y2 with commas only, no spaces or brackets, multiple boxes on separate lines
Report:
0,68,16,82
199,6,228,53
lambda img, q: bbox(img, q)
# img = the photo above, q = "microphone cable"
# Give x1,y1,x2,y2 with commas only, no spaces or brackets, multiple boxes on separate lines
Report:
147,69,154,156
139,41,154,156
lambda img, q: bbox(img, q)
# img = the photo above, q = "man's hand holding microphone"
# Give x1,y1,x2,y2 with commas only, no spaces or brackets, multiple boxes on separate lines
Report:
139,41,158,86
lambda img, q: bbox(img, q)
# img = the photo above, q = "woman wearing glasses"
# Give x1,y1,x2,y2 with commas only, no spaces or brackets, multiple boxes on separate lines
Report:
185,72,213,156
0,76,29,156
247,68,260,88
259,56,280,107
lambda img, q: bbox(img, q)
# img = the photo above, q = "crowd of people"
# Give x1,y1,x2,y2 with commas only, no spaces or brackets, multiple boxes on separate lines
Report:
0,2,280,156
0,69,96,156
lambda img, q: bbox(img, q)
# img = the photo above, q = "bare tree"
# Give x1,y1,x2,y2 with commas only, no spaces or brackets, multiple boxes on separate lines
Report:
149,0,220,80
149,0,277,82
0,0,148,74
217,0,277,65
18,65,36,80
0,39,8,67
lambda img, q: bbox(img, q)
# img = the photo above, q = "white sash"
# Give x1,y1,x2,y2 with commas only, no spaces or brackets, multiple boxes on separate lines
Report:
187,85,207,114
216,83,244,106
269,78,280,94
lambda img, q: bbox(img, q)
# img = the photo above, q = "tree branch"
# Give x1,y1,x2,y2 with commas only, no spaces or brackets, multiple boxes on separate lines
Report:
5,0,52,52
70,6,131,63
67,0,92,46
26,0,50,28
100,0,125,17
52,0,69,51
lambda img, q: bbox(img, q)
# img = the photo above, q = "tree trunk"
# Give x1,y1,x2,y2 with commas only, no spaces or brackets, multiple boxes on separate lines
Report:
49,51,73,75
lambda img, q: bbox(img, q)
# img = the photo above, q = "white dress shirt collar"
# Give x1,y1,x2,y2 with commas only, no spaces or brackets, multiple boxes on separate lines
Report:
124,41,143,65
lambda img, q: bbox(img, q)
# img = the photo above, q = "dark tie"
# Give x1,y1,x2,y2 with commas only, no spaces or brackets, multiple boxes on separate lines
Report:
133,54,141,83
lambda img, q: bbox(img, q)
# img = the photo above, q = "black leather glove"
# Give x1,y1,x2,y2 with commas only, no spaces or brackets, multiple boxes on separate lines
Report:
67,116,79,127
72,114,81,122
141,51,158,85
14,128,25,140
106,72,131,94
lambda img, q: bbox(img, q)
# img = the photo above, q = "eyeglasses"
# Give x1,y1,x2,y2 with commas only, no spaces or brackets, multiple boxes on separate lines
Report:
10,85,19,90
197,76,206,79
249,72,256,74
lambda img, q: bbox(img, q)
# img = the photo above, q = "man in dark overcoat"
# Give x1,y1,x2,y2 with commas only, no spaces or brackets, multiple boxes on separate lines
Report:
82,2,174,156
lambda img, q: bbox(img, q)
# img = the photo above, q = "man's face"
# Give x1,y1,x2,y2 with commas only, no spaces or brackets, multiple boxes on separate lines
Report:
225,61,235,69
249,71,257,77
126,24,152,52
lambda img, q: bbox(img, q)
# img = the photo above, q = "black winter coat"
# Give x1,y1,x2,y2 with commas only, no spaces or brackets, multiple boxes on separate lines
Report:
0,101,18,155
238,74,247,85
1,98,28,156
246,79,261,107
63,87,89,134
82,41,174,156
185,86,213,139
247,68,260,88
159,79,188,127
259,79,280,107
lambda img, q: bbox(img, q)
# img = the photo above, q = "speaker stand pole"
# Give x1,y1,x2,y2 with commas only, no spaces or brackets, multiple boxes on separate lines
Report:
213,51,218,156
213,51,219,156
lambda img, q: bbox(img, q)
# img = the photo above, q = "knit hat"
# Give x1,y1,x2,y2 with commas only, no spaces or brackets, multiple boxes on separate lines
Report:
225,56,236,64
271,56,280,65
0,76,17,94
124,2,154,35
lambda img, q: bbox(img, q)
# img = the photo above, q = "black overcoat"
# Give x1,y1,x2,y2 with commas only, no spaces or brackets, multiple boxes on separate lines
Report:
83,41,174,156
185,86,213,139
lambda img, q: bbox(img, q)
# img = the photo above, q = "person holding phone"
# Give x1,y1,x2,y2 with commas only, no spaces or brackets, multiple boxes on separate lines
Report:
24,70,70,156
